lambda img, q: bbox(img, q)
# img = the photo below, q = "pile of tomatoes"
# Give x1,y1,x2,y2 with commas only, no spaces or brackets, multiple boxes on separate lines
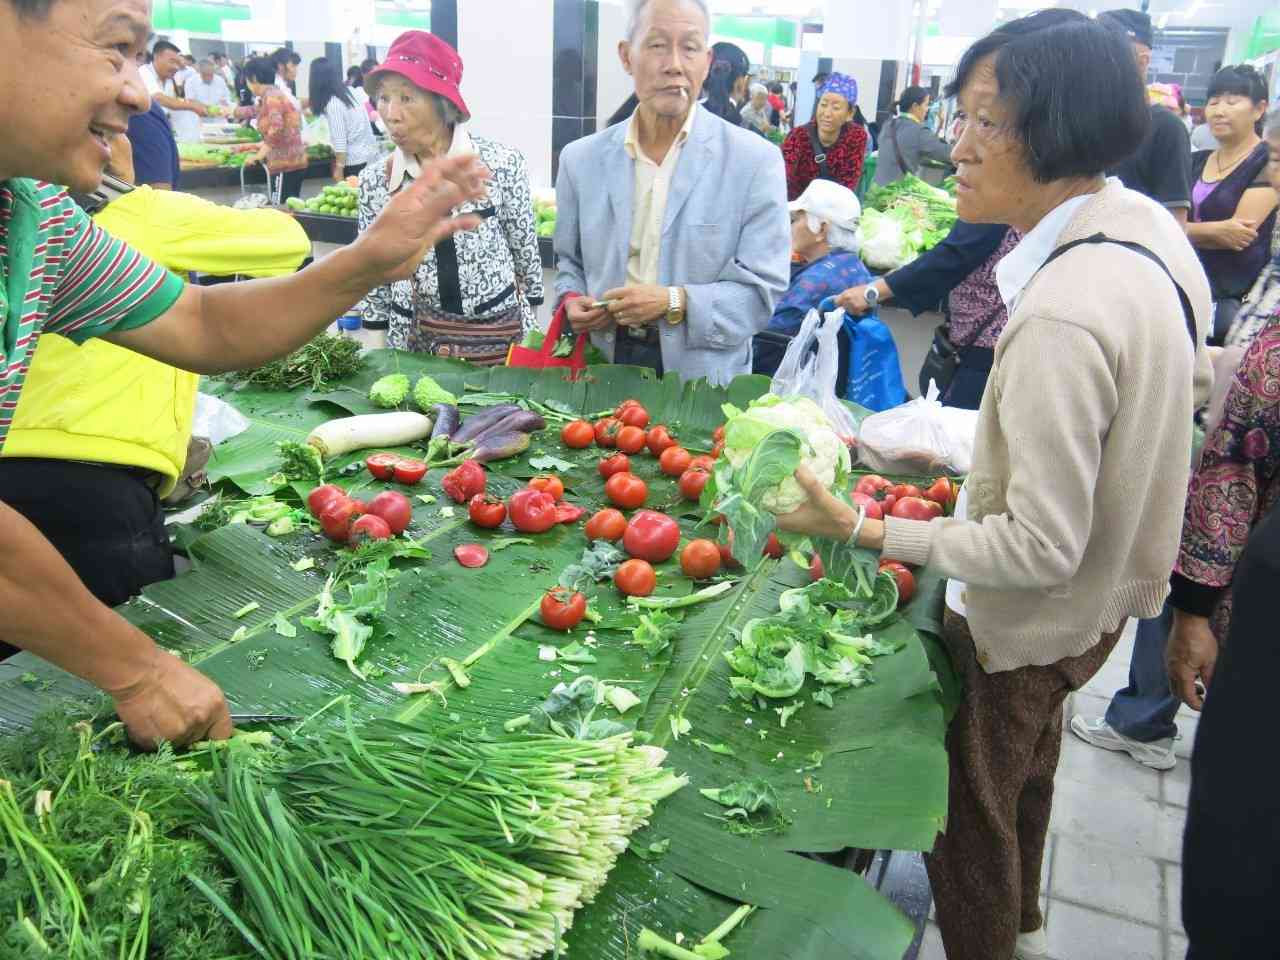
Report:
850,474,955,522
306,483,413,543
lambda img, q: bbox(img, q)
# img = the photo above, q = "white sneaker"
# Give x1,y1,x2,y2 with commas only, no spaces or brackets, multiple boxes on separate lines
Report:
1069,715,1177,771
1014,927,1050,959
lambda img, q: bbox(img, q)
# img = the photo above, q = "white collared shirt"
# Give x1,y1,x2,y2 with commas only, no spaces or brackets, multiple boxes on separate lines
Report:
140,63,174,112
624,104,698,287
946,186,1101,617
388,126,476,192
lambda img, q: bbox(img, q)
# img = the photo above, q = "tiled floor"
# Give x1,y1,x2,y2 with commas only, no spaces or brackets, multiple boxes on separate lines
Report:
918,620,1196,960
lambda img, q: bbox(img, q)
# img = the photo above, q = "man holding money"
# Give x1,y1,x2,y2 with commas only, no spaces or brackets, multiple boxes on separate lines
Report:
553,0,789,384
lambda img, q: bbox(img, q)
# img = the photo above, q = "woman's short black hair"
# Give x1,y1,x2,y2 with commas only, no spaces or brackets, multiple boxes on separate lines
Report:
243,56,278,86
898,86,930,114
946,9,1149,184
346,65,364,85
1206,65,1267,103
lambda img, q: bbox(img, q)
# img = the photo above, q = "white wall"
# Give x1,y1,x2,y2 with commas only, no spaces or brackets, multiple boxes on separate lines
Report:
597,0,633,131
829,57,884,118
456,0,556,190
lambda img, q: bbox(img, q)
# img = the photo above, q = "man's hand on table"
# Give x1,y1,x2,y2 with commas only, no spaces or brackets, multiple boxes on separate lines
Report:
600,284,670,328
108,647,233,750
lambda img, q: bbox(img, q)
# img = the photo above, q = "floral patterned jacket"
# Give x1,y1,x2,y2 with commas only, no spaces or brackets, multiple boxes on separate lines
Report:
1173,310,1280,639
233,86,306,172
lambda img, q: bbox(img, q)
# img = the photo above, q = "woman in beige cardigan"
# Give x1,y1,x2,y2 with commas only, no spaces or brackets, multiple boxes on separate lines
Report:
780,11,1212,960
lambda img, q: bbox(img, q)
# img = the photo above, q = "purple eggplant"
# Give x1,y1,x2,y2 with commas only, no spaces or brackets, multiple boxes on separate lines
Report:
451,404,522,444
468,430,532,463
469,410,545,444
429,404,461,441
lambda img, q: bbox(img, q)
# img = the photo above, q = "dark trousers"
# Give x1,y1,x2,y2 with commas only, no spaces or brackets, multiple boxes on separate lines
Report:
1183,508,1280,958
342,162,367,178
928,609,1122,960
938,345,994,410
613,329,664,376
0,460,174,658
278,168,306,202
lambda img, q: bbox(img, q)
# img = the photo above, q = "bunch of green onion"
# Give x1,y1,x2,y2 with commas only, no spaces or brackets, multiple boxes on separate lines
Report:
194,714,687,960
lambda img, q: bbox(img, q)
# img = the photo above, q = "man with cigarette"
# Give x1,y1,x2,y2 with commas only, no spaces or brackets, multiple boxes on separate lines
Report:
554,0,789,383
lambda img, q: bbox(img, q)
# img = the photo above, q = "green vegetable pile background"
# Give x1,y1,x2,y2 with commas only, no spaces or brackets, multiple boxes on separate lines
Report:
0,352,961,960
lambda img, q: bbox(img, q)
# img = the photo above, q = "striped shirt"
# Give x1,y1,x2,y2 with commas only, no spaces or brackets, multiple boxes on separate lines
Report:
0,179,183,446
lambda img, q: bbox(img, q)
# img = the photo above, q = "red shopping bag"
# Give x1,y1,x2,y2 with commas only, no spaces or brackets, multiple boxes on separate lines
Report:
506,297,589,374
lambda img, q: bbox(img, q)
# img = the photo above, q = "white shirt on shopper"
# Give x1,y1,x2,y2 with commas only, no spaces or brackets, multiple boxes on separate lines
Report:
187,74,232,108
945,188,1097,617
324,94,381,169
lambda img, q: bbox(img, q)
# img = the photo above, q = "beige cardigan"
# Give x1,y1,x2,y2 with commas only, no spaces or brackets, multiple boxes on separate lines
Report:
883,182,1213,672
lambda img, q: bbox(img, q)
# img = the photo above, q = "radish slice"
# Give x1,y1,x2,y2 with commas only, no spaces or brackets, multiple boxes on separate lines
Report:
454,544,489,568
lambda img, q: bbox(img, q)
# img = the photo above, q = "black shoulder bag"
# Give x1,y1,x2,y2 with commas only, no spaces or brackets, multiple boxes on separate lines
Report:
806,123,835,183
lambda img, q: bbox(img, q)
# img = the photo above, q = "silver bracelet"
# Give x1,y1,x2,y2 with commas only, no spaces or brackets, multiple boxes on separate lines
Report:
847,504,867,547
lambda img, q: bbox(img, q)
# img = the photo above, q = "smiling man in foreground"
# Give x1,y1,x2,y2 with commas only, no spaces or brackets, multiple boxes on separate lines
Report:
0,0,488,748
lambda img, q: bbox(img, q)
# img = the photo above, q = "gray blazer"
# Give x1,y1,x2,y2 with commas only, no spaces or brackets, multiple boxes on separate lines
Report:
874,115,953,185
554,105,790,384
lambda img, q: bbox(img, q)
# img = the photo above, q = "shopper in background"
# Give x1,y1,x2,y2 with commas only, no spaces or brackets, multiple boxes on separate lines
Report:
835,219,1020,409
127,100,181,190
873,85,952,185
1186,65,1276,343
555,0,789,383
139,40,208,137
702,40,749,127
186,58,233,113
236,56,308,202
781,73,867,200
753,179,871,379
358,31,543,359
309,57,380,180
211,51,235,88
1191,118,1219,151
271,47,302,108
738,83,774,137
767,81,787,128
775,11,1211,959
1099,10,1192,223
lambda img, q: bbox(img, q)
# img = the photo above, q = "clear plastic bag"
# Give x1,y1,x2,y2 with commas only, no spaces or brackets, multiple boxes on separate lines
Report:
769,306,860,441
856,381,978,475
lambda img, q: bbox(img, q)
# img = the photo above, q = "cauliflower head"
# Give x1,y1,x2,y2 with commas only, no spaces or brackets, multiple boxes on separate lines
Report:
722,395,851,513
368,373,410,409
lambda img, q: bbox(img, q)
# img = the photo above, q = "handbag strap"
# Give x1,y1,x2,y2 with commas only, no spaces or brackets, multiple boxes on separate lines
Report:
807,124,834,182
1036,233,1198,347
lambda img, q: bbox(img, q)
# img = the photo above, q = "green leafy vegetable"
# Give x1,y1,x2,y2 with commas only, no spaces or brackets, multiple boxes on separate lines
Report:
631,610,683,657
626,580,735,611
560,541,626,592
276,440,323,482
221,332,363,392
300,559,397,679
412,374,457,411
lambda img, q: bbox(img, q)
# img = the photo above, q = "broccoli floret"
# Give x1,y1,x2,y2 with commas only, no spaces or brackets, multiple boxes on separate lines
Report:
413,375,457,411
369,373,410,408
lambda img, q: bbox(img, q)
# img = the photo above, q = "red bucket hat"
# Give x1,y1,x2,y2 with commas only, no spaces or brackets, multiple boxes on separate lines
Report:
365,31,470,121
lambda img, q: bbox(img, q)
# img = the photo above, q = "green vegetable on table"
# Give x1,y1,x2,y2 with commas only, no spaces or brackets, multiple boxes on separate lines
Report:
221,332,363,392
368,372,410,408
412,373,457,411
300,558,397,679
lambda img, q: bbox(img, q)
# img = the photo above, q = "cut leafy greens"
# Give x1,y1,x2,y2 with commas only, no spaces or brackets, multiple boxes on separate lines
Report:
276,440,323,483
560,541,626,592
631,610,683,657
300,559,396,679
507,675,631,740
529,453,576,472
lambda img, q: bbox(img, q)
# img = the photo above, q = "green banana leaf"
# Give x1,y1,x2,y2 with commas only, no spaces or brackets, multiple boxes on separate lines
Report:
1,353,958,959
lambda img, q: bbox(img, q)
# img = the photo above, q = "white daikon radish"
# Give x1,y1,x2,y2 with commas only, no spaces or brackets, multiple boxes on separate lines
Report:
307,412,433,459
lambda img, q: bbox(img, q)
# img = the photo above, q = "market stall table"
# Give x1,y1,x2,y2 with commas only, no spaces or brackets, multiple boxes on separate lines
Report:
0,354,958,960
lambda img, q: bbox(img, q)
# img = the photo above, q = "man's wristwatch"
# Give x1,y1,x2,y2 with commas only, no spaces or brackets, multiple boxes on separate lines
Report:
666,287,686,325
864,285,880,308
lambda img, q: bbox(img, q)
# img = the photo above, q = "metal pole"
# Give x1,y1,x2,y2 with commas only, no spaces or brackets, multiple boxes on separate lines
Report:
911,0,928,86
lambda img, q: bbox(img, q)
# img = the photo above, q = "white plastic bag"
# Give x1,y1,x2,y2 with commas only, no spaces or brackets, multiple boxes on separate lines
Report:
856,381,978,475
769,306,859,441
192,393,250,446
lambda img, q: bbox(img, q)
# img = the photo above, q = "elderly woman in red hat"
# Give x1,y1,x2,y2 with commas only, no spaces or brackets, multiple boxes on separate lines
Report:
357,32,543,362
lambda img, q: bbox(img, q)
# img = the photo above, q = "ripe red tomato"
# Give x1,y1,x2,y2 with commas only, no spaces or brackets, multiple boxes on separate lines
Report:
890,496,938,521
367,490,412,534
468,493,507,529
617,403,650,429
646,425,676,456
561,420,595,449
879,560,916,606
615,399,642,416
605,472,648,510
889,483,924,501
680,539,722,579
850,492,885,520
540,587,587,630
762,532,784,559
454,544,490,568
688,455,716,473
718,530,741,569
854,474,893,499
598,453,631,479
594,417,621,448
659,445,693,477
924,477,954,508
584,508,627,542
365,452,401,482
392,458,428,485
711,440,725,459
319,498,362,542
623,510,680,563
882,493,898,514
441,459,486,503
615,425,647,454
678,467,710,501
508,488,559,533
809,553,824,582
712,425,726,444
615,558,657,597
350,513,392,542
528,474,565,501
307,484,347,518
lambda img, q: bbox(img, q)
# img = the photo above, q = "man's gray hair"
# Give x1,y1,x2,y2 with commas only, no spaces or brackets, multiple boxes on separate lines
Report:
625,0,711,44
198,58,215,69
805,214,861,255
